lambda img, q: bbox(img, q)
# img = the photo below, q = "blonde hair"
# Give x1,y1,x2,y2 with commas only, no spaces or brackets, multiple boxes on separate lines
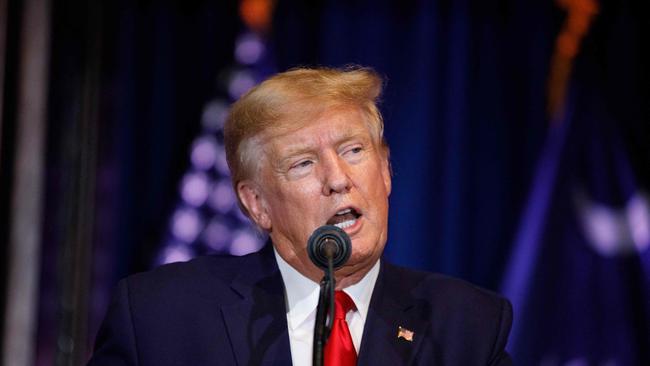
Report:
224,66,387,212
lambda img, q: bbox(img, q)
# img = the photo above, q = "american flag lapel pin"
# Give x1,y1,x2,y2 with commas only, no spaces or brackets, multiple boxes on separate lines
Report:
397,326,414,342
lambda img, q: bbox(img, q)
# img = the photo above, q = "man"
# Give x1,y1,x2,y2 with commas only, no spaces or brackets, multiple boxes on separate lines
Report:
89,67,512,365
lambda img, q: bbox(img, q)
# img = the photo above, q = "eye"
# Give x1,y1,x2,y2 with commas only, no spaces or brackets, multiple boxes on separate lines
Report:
342,145,364,160
290,159,313,170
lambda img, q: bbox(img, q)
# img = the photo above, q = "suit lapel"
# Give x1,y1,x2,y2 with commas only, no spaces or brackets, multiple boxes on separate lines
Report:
220,245,292,366
357,261,429,365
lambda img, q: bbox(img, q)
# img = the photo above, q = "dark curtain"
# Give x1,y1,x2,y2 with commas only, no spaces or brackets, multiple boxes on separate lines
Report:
36,0,241,363
273,0,556,289
272,1,650,362
31,0,650,363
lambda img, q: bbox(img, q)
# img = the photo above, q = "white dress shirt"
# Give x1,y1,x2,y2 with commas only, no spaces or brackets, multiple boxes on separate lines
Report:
274,248,380,366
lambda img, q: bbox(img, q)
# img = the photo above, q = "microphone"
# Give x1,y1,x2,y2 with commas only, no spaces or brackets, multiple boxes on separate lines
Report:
307,225,352,270
308,225,352,366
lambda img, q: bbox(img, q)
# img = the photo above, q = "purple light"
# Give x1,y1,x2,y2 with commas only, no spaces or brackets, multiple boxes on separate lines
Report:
234,205,250,223
228,70,256,100
208,180,236,214
575,191,650,256
161,244,193,264
578,203,624,256
229,229,263,256
215,148,230,176
202,219,232,252
627,193,650,252
171,207,203,243
191,136,220,170
201,100,229,131
235,33,265,65
180,172,210,207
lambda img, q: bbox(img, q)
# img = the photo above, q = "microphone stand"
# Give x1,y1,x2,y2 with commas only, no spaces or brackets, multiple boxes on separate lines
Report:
312,242,336,366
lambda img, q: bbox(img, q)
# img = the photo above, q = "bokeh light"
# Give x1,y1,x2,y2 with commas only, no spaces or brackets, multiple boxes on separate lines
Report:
202,219,232,252
235,32,265,65
627,193,650,252
158,5,273,266
190,135,219,170
201,100,229,131
160,243,193,264
208,180,237,214
230,229,264,256
228,69,256,100
180,172,211,207
171,207,203,243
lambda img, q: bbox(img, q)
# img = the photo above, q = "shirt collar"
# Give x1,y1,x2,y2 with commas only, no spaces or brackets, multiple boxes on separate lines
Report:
343,258,380,320
273,247,380,331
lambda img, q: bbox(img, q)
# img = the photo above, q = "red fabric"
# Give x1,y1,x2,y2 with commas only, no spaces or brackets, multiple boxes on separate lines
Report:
324,291,357,366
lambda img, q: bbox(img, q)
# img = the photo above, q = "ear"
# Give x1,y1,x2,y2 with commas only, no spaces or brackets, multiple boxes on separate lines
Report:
237,180,272,230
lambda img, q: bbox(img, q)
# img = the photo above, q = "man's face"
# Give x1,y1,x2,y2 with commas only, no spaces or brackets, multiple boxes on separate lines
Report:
238,107,391,285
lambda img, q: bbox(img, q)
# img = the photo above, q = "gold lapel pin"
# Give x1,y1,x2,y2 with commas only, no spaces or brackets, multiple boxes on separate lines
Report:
397,326,414,342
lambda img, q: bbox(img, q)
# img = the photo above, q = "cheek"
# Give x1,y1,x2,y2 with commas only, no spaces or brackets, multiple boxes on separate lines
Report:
267,183,321,220
365,166,390,197
277,179,323,204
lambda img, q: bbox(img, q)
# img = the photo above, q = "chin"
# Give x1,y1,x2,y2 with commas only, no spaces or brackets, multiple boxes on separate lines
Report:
348,246,380,268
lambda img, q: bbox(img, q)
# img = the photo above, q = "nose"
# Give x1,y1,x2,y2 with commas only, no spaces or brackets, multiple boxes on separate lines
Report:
321,152,352,196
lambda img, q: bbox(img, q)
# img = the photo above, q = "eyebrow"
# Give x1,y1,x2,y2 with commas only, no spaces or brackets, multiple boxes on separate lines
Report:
272,130,371,168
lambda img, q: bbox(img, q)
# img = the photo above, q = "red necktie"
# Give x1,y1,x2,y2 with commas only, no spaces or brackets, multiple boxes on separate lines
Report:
324,291,357,366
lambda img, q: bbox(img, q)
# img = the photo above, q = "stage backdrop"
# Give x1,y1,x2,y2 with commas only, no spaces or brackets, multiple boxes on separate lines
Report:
27,0,649,365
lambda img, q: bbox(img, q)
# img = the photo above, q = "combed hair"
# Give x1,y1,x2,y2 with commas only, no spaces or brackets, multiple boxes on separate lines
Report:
224,66,387,214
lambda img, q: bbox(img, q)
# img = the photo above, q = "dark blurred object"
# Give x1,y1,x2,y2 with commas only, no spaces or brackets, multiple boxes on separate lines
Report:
44,2,240,364
503,0,650,363
1,0,648,365
153,0,276,266
3,0,241,365
272,0,556,288
1,0,51,365
271,0,649,364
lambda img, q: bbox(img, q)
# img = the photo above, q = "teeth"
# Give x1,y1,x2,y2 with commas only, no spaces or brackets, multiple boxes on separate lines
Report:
336,208,352,215
334,219,356,229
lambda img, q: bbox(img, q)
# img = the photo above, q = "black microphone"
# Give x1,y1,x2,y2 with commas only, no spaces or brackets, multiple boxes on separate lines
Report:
307,225,352,270
308,225,352,366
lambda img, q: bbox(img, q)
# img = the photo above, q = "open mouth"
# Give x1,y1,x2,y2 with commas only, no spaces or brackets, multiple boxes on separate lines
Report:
326,207,361,229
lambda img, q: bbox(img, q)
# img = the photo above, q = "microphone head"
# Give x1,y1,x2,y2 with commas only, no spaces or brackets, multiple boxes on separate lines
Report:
307,225,352,270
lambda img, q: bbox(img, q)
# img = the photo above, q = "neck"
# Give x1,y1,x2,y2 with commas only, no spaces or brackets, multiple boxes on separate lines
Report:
271,238,377,289
288,253,372,290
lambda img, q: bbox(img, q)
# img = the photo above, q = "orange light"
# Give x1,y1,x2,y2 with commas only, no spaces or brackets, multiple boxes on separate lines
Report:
240,0,275,33
547,0,599,121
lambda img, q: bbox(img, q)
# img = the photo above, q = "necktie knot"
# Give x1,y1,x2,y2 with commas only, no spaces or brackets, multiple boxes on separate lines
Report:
334,291,355,320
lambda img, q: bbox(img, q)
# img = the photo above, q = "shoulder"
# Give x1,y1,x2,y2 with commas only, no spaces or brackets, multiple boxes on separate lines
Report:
121,251,262,306
90,251,271,365
379,263,513,364
128,253,248,285
384,262,509,306
382,262,512,331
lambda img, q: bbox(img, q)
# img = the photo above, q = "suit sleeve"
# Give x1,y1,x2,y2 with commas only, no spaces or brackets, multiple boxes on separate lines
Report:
488,297,513,366
87,279,139,366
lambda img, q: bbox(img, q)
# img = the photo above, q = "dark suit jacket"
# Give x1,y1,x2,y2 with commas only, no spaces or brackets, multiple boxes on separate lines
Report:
88,244,512,365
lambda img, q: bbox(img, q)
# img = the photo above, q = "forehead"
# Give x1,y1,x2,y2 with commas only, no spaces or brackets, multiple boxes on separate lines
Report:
261,108,373,157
